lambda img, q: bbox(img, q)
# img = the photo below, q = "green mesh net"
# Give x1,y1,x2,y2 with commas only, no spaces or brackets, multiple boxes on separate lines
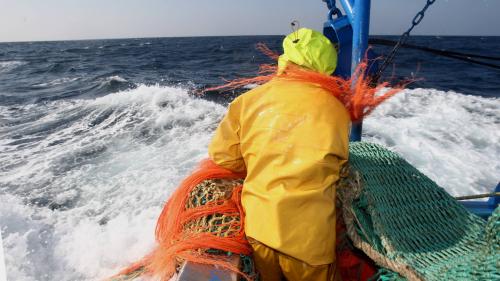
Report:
339,142,499,281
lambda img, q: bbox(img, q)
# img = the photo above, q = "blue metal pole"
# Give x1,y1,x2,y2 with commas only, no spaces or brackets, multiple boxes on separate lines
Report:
338,0,354,22
350,0,371,142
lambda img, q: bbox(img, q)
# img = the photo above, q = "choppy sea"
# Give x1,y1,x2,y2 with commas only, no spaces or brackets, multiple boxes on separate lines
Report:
0,35,499,280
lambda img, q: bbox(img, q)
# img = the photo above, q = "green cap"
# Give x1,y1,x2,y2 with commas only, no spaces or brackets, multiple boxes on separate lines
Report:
278,28,337,75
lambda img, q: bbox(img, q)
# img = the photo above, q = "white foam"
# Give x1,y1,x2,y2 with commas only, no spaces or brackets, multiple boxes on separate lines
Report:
364,88,499,196
33,77,80,87
0,61,27,73
105,75,128,83
0,85,498,280
1,85,226,280
0,228,6,281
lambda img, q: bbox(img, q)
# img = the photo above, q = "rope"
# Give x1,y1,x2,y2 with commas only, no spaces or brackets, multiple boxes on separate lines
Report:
370,38,500,70
455,192,500,201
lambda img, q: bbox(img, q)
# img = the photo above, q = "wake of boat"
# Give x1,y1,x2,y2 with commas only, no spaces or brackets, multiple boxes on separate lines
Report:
0,85,498,280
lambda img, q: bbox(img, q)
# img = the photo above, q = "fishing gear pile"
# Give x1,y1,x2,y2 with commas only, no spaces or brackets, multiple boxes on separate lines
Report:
338,142,500,281
109,160,255,281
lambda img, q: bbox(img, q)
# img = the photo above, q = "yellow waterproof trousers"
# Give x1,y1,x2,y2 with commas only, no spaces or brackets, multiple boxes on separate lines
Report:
249,239,341,281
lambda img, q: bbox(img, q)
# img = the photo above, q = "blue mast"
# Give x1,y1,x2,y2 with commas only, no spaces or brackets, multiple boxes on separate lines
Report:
323,0,372,142
350,0,371,141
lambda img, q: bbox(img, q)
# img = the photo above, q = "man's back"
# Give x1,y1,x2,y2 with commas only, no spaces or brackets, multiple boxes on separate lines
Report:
209,78,350,265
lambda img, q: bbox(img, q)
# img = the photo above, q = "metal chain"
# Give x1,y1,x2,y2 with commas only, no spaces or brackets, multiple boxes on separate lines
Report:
323,0,335,11
324,0,342,19
372,0,437,83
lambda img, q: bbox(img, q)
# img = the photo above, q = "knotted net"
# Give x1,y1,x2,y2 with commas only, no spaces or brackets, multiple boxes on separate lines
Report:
338,142,499,281
109,160,255,281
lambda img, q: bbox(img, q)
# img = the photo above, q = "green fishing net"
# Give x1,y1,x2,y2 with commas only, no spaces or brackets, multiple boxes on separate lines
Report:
340,142,499,281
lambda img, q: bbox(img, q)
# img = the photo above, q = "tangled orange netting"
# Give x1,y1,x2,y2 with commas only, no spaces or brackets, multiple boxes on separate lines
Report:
204,43,405,122
109,159,250,281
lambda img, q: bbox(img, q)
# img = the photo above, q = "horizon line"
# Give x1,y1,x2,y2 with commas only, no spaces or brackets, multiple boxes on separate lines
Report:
1,33,499,44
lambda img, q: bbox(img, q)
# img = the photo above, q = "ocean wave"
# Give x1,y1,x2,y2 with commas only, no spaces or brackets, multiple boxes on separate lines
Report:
0,60,27,72
364,88,499,196
93,75,129,88
1,84,225,280
32,77,80,88
105,75,128,83
97,76,131,93
0,85,498,280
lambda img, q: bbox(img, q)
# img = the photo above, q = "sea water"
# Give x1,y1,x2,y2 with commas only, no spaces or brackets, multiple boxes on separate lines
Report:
0,36,499,280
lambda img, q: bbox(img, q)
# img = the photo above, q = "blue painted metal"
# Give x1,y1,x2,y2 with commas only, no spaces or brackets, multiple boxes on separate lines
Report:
351,0,371,75
338,0,354,22
461,183,499,219
323,0,372,142
323,1,353,79
350,121,363,142
350,0,371,142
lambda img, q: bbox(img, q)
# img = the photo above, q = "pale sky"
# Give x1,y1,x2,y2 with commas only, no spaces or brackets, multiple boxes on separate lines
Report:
1,0,499,42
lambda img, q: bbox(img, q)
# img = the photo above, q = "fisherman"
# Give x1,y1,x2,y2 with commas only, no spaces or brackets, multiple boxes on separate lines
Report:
208,28,347,281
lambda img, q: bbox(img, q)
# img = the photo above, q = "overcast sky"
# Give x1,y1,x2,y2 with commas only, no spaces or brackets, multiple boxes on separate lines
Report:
1,0,499,42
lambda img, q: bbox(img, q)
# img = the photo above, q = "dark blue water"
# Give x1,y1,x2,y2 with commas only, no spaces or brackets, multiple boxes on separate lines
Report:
0,36,498,107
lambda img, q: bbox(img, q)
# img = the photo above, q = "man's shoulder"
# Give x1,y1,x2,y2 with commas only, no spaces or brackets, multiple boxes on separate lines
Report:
233,81,273,103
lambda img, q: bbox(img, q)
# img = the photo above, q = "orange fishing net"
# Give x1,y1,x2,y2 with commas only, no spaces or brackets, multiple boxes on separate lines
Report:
204,43,405,122
110,159,251,281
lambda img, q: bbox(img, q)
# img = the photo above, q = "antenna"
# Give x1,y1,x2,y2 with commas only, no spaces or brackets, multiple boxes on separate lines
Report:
290,20,300,43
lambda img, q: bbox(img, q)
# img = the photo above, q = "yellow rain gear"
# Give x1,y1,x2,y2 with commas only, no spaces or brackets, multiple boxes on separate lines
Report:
209,28,349,272
209,79,349,265
278,28,337,75
249,238,341,281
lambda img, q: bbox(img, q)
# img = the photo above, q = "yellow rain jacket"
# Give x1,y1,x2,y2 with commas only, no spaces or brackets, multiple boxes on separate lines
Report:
209,28,350,266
